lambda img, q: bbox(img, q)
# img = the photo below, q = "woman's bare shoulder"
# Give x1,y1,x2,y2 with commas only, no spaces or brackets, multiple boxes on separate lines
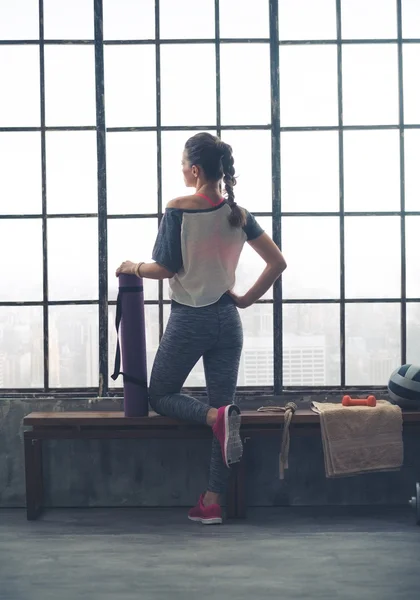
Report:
167,195,205,209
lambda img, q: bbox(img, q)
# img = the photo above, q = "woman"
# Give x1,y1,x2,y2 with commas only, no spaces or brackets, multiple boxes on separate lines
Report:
116,132,286,524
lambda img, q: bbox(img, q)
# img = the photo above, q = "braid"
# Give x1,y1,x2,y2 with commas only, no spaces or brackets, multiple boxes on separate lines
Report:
220,142,246,228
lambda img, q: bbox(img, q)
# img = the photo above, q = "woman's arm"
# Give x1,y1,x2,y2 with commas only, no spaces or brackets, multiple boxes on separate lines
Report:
115,260,174,280
229,233,286,309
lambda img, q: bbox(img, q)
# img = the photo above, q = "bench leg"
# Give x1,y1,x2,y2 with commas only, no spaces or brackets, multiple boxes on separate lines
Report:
24,435,44,520
235,442,247,519
226,439,247,520
227,468,237,519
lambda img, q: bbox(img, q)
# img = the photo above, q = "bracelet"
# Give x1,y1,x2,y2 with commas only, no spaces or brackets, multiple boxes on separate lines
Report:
135,262,145,278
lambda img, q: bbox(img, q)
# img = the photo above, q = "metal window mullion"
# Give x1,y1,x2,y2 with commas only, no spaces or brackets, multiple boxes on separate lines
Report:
0,384,397,400
107,124,272,132
397,0,407,364
39,0,49,392
0,127,41,132
5,296,420,308
4,37,420,47
269,0,282,394
94,0,108,395
336,0,346,386
46,126,97,131
4,209,420,220
215,0,221,137
156,0,164,340
4,296,420,309
10,124,420,134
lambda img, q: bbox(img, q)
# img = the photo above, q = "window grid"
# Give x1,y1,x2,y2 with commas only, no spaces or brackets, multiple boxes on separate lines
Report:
0,0,418,396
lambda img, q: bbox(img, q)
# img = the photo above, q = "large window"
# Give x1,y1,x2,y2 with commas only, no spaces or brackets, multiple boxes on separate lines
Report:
1,0,419,396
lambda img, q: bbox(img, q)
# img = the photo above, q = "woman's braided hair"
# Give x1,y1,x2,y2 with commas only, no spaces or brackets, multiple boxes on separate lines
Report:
184,132,246,228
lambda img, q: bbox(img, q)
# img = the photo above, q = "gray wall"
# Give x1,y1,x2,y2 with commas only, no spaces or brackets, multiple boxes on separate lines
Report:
1,397,419,508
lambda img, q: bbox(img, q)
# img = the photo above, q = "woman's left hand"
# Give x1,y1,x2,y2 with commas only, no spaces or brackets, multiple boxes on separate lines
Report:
116,261,138,277
228,290,252,309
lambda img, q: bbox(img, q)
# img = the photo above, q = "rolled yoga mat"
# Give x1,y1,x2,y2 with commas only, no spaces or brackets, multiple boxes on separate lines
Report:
111,274,149,417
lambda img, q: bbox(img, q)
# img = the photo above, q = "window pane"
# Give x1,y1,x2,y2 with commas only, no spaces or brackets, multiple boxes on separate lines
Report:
0,0,39,39
161,130,217,203
183,361,206,387
104,46,156,127
283,304,340,386
48,218,98,300
161,45,216,126
46,132,97,214
0,133,42,215
406,216,420,299
103,0,155,40
280,46,338,127
407,304,420,365
341,0,397,39
346,303,400,385
107,132,157,214
282,217,340,299
108,219,158,302
0,47,40,127
221,130,272,212
0,220,42,301
160,0,214,39
220,0,269,38
342,45,398,126
49,305,98,387
109,305,159,388
343,131,400,212
278,0,337,41
235,218,273,299
0,307,43,388
240,304,273,386
345,217,401,298
403,45,420,125
44,46,96,126
402,0,420,38
281,131,339,212
220,45,270,125
43,0,94,39
404,130,420,211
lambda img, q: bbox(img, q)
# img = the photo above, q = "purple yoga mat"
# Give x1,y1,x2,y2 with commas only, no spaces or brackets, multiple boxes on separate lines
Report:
111,274,149,417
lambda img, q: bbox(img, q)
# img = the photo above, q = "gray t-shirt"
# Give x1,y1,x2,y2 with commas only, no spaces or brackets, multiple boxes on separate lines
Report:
152,201,264,307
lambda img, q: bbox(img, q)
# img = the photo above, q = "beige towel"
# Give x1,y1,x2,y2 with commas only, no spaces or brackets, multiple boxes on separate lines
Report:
311,400,403,478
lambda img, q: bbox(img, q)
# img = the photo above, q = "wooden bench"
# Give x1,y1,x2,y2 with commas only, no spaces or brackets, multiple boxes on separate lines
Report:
23,409,420,521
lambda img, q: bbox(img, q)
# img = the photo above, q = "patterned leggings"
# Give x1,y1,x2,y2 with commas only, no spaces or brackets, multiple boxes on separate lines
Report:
149,295,243,494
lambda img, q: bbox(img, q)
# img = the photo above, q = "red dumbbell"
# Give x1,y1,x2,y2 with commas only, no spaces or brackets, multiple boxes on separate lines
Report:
342,395,377,407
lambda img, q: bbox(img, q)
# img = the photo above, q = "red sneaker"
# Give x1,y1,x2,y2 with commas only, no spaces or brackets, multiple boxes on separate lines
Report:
188,494,222,525
212,405,243,468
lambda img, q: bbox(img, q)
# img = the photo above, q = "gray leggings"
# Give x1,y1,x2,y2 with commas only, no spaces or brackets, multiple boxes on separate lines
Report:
149,295,243,494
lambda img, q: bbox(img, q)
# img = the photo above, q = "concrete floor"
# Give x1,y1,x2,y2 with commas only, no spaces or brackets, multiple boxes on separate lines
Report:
0,507,419,600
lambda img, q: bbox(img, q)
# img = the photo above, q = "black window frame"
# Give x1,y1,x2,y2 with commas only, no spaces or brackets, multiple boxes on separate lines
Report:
1,0,419,399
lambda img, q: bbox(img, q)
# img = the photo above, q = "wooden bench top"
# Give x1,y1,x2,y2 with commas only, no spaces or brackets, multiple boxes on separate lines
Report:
24,409,420,428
